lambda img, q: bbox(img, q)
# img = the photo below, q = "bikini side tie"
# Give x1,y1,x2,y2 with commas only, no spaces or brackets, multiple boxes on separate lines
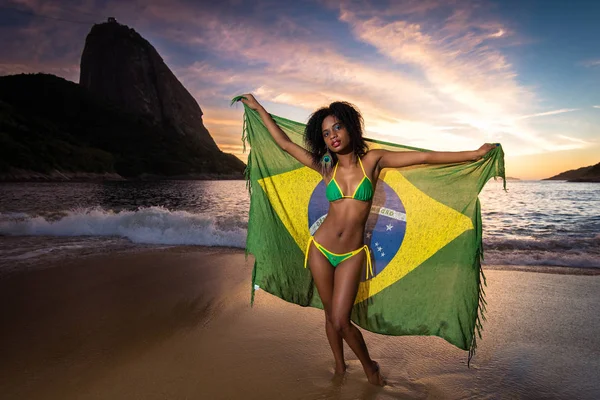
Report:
304,237,374,280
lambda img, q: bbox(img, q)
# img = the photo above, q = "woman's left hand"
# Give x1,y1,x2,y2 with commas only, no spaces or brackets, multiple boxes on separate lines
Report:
476,143,497,158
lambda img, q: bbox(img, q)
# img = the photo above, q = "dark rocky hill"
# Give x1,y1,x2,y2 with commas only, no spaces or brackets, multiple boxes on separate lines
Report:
0,20,244,181
80,20,219,152
544,162,600,182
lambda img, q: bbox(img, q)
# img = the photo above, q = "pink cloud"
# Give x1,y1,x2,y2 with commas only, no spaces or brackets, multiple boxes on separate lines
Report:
0,62,80,81
1,0,593,160
518,109,578,119
162,1,589,156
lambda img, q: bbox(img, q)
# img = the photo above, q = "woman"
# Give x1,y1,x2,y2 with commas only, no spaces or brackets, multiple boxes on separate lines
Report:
239,94,495,386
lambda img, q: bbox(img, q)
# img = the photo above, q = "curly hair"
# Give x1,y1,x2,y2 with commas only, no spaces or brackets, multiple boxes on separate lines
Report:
304,101,368,169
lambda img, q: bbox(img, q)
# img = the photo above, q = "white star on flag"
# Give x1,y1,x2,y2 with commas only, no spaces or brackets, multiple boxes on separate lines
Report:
377,246,382,252
381,252,385,257
386,224,393,231
375,242,379,247
366,232,371,238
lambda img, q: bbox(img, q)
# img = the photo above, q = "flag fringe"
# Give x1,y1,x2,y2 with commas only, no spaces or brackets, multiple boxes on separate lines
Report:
493,144,507,192
250,260,258,306
231,96,257,305
468,254,485,366
231,95,253,196
470,145,506,366
241,111,252,196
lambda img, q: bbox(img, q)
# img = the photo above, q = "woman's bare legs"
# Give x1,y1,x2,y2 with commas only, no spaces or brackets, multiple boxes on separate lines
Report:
331,253,385,386
308,244,346,374
309,246,384,385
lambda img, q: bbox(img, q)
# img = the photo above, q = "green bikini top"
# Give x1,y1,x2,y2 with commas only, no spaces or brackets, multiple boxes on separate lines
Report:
326,158,374,202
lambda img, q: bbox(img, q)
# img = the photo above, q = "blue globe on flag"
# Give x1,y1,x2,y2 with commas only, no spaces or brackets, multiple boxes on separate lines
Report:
307,180,407,280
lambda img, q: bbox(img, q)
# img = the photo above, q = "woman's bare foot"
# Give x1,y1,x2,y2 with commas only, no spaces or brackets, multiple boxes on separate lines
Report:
334,363,348,375
365,360,386,386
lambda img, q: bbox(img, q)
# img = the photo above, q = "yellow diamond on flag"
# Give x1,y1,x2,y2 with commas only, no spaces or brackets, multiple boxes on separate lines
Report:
257,166,320,253
257,166,474,303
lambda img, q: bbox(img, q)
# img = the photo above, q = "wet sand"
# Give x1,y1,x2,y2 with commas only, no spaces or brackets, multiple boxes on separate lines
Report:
1,247,599,399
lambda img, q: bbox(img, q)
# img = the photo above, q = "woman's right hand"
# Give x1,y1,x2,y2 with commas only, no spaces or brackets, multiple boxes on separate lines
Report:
238,94,263,111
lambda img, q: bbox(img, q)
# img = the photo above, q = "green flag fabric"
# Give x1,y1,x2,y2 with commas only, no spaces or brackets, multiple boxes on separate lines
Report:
235,99,506,361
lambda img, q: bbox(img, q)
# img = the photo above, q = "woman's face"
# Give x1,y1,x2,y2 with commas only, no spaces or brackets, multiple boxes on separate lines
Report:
321,115,350,153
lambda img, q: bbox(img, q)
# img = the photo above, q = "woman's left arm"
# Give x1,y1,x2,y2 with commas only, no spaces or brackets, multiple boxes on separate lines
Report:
375,143,496,169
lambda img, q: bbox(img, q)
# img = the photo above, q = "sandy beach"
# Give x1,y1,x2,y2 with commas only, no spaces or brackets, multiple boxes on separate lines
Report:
1,247,599,400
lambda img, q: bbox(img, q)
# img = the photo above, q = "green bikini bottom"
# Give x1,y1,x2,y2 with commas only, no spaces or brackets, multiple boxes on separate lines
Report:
304,236,373,280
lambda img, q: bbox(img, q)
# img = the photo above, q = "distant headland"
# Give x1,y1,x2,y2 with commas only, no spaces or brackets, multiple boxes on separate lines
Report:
544,162,600,182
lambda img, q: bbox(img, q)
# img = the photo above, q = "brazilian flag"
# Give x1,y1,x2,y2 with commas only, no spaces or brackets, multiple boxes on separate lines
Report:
236,100,505,361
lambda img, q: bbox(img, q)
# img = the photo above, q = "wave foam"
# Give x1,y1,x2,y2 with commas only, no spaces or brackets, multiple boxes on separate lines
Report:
1,208,598,268
0,207,247,248
484,236,600,252
483,251,600,268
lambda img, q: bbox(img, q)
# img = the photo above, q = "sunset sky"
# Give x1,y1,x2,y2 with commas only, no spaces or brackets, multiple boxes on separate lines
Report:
1,0,599,179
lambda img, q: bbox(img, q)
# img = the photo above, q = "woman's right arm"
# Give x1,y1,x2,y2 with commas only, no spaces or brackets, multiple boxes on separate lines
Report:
239,94,318,171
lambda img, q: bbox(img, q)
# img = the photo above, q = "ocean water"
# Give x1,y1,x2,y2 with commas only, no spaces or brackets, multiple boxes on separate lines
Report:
0,179,598,275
